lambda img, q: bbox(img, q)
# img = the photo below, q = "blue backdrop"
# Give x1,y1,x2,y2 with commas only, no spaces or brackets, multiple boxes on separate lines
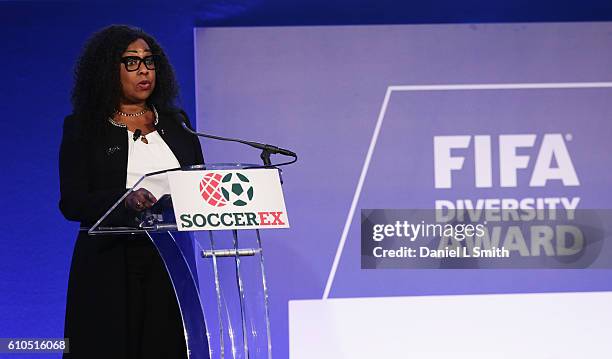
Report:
194,23,612,357
2,1,612,358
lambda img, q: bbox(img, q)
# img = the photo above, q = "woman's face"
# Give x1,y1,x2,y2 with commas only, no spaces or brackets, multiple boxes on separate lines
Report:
119,38,156,104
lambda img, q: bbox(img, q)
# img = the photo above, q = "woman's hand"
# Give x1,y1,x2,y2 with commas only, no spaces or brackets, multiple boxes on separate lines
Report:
125,188,157,211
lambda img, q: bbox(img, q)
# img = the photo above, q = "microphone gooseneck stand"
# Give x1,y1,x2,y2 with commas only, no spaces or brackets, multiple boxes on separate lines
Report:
175,111,298,167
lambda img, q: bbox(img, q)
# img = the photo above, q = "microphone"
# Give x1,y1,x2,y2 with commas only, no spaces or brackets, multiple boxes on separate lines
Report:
175,110,297,166
133,129,142,142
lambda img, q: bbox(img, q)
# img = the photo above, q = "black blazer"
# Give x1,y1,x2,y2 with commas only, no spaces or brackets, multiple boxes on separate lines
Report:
59,108,204,226
59,108,204,358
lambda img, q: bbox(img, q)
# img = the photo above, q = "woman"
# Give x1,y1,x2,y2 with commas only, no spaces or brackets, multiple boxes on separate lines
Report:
59,25,204,358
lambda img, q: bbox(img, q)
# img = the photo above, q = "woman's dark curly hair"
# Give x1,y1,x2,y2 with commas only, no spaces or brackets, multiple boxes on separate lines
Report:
71,25,179,123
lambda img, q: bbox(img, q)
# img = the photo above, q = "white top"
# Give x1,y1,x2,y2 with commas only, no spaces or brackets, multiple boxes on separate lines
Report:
125,129,181,200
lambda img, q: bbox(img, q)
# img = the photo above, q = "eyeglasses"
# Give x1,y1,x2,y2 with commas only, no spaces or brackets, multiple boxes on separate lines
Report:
120,55,159,72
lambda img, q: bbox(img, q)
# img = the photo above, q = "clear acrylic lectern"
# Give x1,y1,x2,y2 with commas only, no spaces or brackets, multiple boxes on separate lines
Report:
85,163,278,359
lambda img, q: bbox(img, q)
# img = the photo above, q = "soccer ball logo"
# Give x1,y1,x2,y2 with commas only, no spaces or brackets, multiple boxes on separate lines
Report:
220,172,254,206
199,173,228,207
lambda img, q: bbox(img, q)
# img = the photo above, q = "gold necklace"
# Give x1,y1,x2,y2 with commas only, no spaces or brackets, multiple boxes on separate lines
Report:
114,107,149,117
108,105,159,128
108,106,159,146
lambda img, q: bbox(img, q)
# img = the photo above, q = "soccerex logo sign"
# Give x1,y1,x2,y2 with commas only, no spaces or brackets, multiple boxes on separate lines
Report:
168,169,290,231
200,172,255,207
